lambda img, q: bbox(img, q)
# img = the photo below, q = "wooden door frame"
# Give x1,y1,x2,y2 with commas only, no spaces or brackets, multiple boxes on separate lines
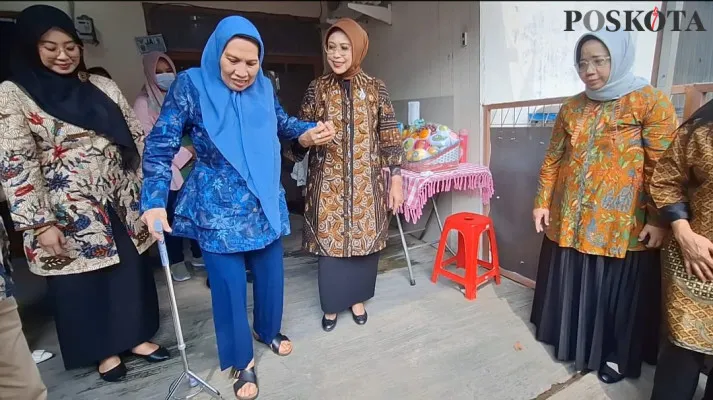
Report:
142,3,320,34
167,50,324,78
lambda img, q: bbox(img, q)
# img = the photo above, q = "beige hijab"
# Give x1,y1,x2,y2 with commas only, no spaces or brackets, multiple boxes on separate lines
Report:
325,18,369,79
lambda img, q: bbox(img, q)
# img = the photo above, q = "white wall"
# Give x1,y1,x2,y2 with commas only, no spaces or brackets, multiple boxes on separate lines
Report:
481,1,661,106
363,1,481,240
0,1,323,101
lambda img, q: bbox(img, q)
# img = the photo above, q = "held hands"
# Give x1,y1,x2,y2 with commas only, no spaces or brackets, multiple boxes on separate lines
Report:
672,220,713,282
141,208,172,241
638,223,667,249
36,226,68,256
298,121,336,148
533,208,549,233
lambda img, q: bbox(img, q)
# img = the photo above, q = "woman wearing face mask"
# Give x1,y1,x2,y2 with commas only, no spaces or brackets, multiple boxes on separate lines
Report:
140,16,334,400
133,52,204,282
0,5,169,382
289,18,404,332
530,29,678,384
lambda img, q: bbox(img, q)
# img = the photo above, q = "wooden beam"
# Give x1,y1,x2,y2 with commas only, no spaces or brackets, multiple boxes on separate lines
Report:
483,96,569,111
654,1,684,95
683,85,706,120
650,1,667,85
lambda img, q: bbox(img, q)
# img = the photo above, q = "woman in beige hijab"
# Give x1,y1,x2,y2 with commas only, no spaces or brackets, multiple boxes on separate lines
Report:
292,18,405,332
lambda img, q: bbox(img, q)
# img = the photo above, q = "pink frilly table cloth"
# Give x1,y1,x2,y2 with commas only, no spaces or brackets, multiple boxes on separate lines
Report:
385,163,495,222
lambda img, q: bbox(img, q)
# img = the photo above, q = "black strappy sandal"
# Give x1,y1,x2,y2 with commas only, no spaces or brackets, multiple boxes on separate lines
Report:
231,366,259,400
252,332,292,356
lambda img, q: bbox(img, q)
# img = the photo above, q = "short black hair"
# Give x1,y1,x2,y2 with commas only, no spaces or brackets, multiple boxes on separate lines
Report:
87,66,111,79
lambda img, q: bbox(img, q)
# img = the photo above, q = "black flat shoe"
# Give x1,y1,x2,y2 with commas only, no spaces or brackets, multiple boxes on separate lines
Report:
597,363,625,384
98,361,127,382
132,346,170,363
351,309,367,325
322,315,337,332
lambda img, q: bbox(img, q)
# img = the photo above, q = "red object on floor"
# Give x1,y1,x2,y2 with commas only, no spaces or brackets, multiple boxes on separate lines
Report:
431,212,501,300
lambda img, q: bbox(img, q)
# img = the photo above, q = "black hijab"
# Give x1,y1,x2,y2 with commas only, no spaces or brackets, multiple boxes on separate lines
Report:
680,98,713,132
9,5,140,171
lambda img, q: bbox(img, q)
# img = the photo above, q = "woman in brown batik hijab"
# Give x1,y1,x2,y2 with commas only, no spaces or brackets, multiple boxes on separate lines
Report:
649,100,713,400
293,18,404,332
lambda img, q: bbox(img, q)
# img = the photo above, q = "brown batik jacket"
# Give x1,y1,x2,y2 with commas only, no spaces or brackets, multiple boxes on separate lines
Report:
297,72,404,258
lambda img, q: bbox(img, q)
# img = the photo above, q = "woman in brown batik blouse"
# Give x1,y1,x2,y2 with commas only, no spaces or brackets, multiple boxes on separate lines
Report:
649,100,713,400
292,18,404,332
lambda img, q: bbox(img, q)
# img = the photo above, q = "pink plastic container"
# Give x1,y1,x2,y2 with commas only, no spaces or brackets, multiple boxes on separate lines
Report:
458,129,469,163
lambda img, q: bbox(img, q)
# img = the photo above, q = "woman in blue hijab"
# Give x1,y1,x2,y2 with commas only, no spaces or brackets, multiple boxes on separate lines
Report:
140,16,334,400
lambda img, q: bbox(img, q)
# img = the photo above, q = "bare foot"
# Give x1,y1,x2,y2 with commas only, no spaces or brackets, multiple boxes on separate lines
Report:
98,355,121,373
324,313,337,320
131,342,159,356
351,303,365,316
235,359,257,399
278,338,293,356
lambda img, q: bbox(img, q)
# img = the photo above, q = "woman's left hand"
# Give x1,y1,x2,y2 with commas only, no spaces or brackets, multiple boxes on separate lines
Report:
388,176,404,213
638,223,668,248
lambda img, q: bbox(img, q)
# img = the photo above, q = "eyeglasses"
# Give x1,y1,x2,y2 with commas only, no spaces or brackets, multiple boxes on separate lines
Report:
39,42,81,58
576,57,611,73
325,46,351,56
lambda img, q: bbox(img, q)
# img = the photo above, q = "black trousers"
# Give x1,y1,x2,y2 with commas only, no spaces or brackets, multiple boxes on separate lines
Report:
651,340,713,400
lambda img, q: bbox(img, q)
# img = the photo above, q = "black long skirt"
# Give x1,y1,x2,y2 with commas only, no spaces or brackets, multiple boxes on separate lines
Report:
45,207,160,370
530,236,661,378
318,252,380,314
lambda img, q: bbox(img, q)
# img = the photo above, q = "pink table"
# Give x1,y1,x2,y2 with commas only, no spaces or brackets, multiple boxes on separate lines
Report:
383,163,495,285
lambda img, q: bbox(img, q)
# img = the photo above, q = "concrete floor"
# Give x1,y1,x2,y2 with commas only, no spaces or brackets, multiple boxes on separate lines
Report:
13,216,708,400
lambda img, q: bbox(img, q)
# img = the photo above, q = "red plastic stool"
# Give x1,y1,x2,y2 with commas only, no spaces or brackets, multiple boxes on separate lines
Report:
431,212,501,300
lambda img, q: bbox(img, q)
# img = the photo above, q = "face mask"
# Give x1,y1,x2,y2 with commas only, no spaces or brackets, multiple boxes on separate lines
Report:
155,72,176,91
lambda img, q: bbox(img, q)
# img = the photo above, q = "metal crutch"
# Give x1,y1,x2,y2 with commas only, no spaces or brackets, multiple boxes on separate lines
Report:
154,220,224,400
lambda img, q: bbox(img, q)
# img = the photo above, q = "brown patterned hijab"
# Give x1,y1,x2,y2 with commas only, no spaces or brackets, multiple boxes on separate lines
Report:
325,18,369,80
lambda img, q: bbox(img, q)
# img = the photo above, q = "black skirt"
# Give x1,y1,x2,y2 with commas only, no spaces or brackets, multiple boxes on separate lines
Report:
45,207,160,370
318,252,380,314
530,236,661,378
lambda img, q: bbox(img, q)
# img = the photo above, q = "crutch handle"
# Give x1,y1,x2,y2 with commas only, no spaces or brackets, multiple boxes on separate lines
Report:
153,220,170,268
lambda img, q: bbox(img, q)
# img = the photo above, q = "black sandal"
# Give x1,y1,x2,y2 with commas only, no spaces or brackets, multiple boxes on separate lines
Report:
252,332,292,356
231,366,259,400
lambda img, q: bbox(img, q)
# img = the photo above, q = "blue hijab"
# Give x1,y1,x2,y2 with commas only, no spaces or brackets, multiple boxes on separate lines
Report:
575,30,649,102
187,16,281,234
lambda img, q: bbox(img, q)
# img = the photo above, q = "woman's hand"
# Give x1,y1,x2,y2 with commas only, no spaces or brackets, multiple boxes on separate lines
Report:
141,208,172,241
388,175,404,213
36,226,67,256
298,121,335,148
638,224,668,248
533,208,550,233
672,220,713,282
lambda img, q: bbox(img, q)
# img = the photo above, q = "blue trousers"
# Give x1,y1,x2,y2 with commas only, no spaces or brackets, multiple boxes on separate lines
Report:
202,239,284,371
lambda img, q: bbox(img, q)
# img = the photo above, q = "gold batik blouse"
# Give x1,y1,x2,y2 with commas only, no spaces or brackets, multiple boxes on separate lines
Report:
298,72,404,258
535,85,678,258
650,121,713,355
